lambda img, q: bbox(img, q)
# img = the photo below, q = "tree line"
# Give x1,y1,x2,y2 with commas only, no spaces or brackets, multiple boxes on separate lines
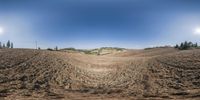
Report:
175,41,198,50
0,40,14,49
46,46,58,51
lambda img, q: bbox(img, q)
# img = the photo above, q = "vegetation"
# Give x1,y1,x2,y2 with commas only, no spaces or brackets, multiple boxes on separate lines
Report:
175,41,198,50
3,43,5,48
46,46,59,51
55,46,58,51
47,48,54,51
59,47,125,55
60,47,76,51
144,46,171,50
144,41,199,50
11,42,13,48
7,40,10,48
0,40,14,49
99,47,125,51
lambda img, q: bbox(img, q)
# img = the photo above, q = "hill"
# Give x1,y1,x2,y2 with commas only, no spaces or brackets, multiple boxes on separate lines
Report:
60,47,125,55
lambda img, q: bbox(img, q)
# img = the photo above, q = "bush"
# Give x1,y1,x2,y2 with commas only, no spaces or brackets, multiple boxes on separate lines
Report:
61,48,76,51
47,48,54,51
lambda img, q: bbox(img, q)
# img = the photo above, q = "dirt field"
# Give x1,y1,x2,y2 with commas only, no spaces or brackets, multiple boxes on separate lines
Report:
0,48,200,100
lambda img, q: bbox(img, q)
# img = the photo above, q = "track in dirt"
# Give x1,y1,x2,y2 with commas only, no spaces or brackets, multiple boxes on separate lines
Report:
0,48,200,100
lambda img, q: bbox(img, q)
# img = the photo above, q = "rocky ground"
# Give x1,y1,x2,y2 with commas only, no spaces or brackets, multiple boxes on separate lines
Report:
0,48,200,100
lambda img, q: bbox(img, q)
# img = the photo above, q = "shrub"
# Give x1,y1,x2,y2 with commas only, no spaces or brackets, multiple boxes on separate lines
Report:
47,48,54,51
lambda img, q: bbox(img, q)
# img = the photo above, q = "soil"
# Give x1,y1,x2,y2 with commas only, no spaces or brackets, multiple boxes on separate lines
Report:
0,48,200,100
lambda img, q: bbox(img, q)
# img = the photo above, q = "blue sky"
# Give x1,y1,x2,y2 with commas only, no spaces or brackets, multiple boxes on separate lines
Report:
1,0,200,49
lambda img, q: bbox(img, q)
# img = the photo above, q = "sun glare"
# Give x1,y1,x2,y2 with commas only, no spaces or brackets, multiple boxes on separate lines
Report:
194,27,200,35
0,27,4,35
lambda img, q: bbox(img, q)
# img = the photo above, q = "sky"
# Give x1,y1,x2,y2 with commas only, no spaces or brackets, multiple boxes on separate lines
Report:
1,0,200,49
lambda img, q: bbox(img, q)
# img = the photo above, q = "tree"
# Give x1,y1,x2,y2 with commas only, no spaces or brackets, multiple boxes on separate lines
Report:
3,43,5,48
11,42,13,48
180,43,184,50
194,43,198,47
188,41,193,47
55,46,58,51
47,48,53,51
183,41,188,50
0,42,2,48
7,40,10,48
175,44,179,48
176,41,198,50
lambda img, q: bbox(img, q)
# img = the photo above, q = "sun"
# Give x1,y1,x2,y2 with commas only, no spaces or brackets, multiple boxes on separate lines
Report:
194,27,200,35
0,27,4,35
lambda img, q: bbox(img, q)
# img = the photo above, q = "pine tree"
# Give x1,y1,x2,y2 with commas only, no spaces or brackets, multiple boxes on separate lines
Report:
194,43,198,47
188,41,193,47
0,42,2,48
11,42,13,48
176,41,198,50
183,41,189,50
175,44,179,48
180,43,184,50
7,40,10,48
55,46,58,51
